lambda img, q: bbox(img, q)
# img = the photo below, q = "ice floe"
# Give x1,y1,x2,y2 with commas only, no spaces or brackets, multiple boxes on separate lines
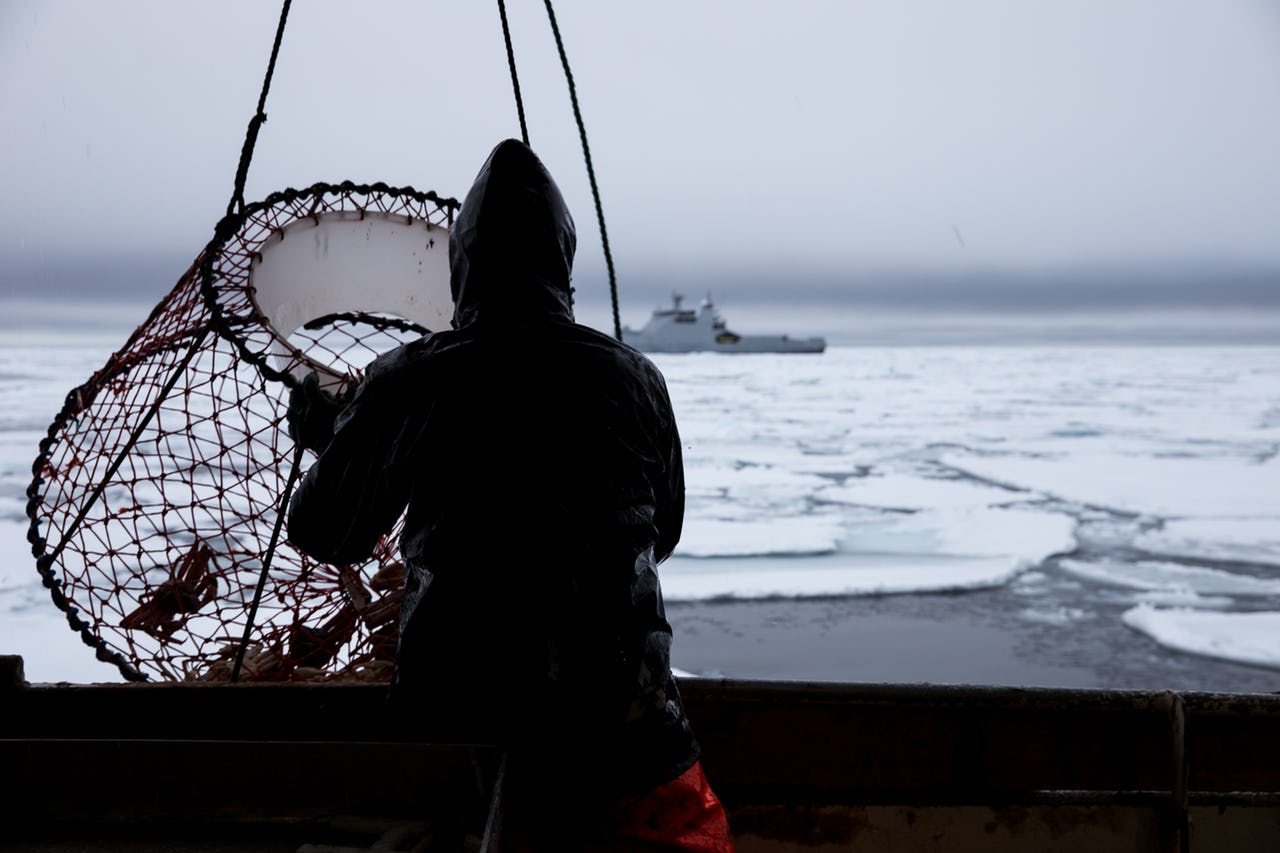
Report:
820,473,1026,510
661,552,1034,601
1123,605,1280,671
1135,518,1280,567
1058,558,1280,597
675,515,844,558
939,453,1280,518
842,507,1076,560
666,506,1076,599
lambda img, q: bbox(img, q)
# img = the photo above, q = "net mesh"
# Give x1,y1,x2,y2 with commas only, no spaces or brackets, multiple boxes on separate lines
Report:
26,182,458,682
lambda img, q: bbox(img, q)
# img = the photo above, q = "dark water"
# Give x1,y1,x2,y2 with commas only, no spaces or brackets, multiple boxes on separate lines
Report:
668,570,1280,694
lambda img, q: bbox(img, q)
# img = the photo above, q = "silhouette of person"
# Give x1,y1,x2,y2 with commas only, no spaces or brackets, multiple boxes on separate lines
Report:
287,139,733,851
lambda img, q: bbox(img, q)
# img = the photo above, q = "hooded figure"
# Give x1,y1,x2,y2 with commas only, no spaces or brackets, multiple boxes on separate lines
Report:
288,141,730,847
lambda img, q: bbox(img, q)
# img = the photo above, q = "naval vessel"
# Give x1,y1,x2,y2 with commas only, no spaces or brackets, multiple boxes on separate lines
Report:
622,293,826,353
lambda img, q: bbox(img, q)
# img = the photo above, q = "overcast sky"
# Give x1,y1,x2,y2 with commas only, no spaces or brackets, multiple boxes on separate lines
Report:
3,1,1279,338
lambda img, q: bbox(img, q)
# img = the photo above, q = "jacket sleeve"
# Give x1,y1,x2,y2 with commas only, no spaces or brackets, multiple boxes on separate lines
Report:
286,370,416,566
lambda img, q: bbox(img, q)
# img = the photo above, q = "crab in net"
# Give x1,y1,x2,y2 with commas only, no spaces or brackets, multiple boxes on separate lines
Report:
26,181,458,682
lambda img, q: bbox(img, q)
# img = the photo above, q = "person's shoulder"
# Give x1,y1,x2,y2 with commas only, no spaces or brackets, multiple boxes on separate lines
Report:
340,330,478,410
564,322,670,382
566,321,645,357
365,329,470,377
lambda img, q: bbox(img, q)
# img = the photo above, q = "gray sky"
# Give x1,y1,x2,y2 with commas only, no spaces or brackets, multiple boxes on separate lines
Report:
3,0,1279,338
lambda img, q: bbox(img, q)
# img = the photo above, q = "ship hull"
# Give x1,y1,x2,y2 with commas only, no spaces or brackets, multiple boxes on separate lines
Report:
623,331,826,354
4,655,1279,851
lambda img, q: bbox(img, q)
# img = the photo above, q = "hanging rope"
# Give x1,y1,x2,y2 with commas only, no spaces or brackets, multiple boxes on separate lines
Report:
496,0,530,146
227,0,294,218
542,0,623,341
231,443,305,682
224,0,298,681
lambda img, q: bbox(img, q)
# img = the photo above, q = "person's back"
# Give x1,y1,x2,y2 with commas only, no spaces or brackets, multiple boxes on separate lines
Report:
380,320,696,790
288,140,732,849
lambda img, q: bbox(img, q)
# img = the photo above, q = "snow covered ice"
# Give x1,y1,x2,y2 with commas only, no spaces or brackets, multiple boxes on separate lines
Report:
653,346,1280,685
1123,606,1280,671
2,337,1279,688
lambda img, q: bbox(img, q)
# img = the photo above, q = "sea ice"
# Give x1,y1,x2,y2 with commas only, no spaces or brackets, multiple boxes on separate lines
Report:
1135,518,1280,567
1058,558,1280,597
7,343,1279,684
1131,589,1233,609
660,552,1032,601
940,453,1280,518
664,506,1075,599
0,516,120,682
1123,605,1280,670
675,515,843,558
1019,606,1090,626
842,506,1076,560
684,457,830,505
821,472,1027,510
0,520,37,599
0,610,121,683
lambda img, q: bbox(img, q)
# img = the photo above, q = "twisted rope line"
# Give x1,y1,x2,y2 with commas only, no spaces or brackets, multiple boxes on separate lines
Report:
227,0,294,217
496,0,530,146
542,0,622,341
231,443,305,682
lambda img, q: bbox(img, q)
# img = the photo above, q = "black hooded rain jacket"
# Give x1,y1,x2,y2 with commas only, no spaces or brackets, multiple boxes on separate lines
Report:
287,139,699,796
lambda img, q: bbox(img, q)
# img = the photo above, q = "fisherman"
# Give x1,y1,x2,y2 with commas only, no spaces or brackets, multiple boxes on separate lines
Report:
286,139,734,851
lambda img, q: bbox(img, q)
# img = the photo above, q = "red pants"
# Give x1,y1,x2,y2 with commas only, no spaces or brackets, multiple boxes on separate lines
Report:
503,760,735,852
598,761,735,851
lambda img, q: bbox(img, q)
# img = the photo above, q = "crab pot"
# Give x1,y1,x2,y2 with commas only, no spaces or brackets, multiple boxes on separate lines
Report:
25,182,457,682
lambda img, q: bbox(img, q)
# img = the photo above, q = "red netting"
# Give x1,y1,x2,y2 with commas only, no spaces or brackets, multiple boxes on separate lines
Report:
26,182,458,682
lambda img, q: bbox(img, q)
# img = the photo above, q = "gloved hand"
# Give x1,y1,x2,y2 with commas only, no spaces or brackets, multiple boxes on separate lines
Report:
286,372,350,454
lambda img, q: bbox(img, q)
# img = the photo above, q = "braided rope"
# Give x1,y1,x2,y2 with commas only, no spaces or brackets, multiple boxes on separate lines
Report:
496,0,530,146
227,0,294,217
542,0,622,341
231,442,304,682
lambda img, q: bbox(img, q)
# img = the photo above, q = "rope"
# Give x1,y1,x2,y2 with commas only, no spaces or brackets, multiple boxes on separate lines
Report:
231,442,305,682
226,0,294,217
542,0,622,341
496,0,530,146
38,324,213,574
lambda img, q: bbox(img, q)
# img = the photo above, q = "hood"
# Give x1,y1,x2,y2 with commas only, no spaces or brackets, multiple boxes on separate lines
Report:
448,139,577,328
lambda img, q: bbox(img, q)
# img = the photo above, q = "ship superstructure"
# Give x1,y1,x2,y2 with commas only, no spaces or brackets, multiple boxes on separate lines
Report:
622,293,825,353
